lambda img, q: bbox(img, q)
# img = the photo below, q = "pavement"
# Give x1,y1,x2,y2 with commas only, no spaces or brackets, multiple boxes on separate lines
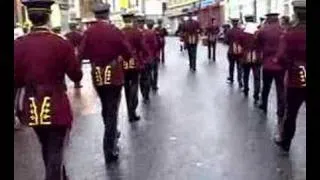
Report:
14,37,306,180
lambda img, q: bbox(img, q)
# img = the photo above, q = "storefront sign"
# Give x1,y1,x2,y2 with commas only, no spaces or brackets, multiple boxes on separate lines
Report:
201,0,216,8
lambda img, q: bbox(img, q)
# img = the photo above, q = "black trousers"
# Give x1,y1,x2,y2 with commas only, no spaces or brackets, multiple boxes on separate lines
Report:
150,60,159,89
140,63,152,100
160,46,165,63
227,53,243,85
33,126,68,180
261,69,285,118
242,62,262,99
281,87,306,147
208,41,217,61
95,85,122,154
124,70,139,118
186,43,198,70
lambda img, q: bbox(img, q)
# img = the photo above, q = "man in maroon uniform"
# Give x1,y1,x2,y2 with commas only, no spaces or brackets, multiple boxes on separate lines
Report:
184,10,201,71
226,18,244,87
275,0,306,153
65,22,83,88
135,16,151,103
256,13,285,126
155,19,168,64
205,17,220,61
145,19,160,92
121,13,145,122
14,0,83,179
239,15,261,102
78,2,132,162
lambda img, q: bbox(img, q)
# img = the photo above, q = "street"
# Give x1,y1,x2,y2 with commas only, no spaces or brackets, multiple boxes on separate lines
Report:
14,37,306,180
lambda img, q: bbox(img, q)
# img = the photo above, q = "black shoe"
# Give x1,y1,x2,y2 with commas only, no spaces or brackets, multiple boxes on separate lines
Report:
227,77,234,84
254,98,259,104
143,98,150,104
105,151,119,163
274,138,290,153
104,143,120,163
129,114,140,122
259,104,267,113
243,90,248,97
253,94,259,104
152,86,159,91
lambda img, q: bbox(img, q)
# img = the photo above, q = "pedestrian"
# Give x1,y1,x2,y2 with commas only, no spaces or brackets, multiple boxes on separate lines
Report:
176,17,185,52
258,17,266,29
145,19,160,92
274,0,306,153
280,15,291,32
121,12,145,122
184,10,201,71
155,19,168,64
78,2,132,163
256,13,286,128
65,22,84,88
52,26,62,34
136,15,152,103
226,18,244,88
205,17,220,61
239,15,261,103
14,0,83,179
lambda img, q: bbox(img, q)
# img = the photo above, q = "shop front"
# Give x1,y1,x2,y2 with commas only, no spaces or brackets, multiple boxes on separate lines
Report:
197,0,225,28
165,3,197,34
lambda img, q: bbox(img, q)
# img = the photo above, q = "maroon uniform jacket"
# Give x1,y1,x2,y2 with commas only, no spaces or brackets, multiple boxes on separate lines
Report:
277,24,306,88
205,25,220,42
226,27,244,56
143,29,159,62
14,28,83,128
183,19,201,44
65,30,83,48
121,25,147,70
256,23,284,71
239,30,261,64
79,20,132,86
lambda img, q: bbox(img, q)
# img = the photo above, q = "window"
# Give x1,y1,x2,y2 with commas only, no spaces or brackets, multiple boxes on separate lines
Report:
283,4,289,16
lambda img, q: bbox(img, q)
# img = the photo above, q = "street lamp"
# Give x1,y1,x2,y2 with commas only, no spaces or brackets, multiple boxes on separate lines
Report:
253,0,257,22
239,4,243,24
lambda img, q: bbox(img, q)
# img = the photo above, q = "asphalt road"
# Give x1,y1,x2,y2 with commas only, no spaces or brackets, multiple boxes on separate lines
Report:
14,37,306,180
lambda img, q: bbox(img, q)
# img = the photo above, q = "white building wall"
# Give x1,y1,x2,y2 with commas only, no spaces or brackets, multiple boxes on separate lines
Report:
225,0,294,21
145,0,163,15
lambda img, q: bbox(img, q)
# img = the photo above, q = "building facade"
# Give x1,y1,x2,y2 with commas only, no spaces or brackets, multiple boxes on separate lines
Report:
197,0,226,27
69,0,81,21
165,0,198,33
226,0,295,23
109,0,147,27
